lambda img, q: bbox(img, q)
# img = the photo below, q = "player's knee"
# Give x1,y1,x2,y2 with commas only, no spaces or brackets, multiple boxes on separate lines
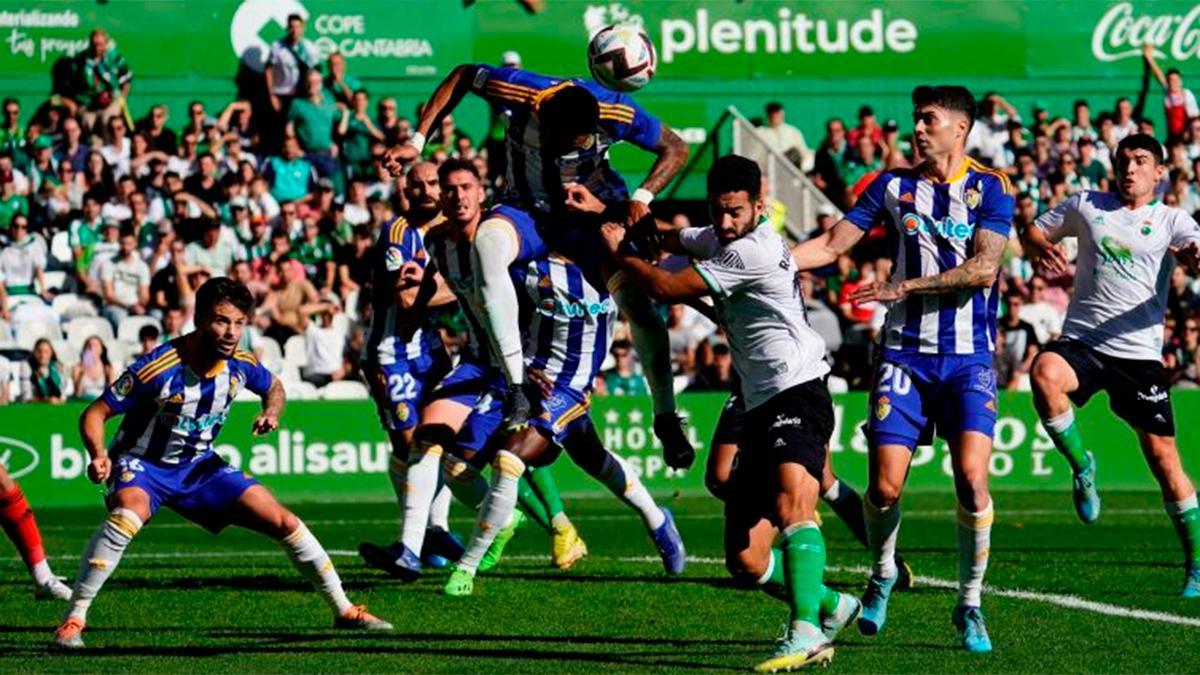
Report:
705,473,729,501
869,479,904,509
724,547,765,586
1031,355,1067,394
272,509,301,539
954,474,990,513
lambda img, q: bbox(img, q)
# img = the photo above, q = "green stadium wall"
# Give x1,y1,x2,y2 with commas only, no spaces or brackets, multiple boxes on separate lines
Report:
0,1,1196,198
2,391,1195,509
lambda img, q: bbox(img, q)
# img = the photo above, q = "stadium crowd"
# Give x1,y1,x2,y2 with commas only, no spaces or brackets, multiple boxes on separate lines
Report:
0,19,1198,403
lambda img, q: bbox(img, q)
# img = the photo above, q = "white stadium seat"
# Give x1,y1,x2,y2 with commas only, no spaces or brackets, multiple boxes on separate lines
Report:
319,380,369,400
50,293,80,316
14,320,62,350
282,379,320,401
64,317,115,351
117,315,162,344
51,339,80,368
42,270,68,293
49,231,72,269
283,335,308,369
257,336,283,364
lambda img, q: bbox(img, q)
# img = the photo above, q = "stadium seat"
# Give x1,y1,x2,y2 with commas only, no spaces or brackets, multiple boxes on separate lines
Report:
283,335,308,369
117,316,161,344
51,339,80,368
50,293,80,316
282,379,320,401
319,380,370,400
64,317,115,351
277,361,301,383
14,319,63,350
42,270,68,293
257,336,283,364
60,300,99,321
0,318,11,345
49,231,72,269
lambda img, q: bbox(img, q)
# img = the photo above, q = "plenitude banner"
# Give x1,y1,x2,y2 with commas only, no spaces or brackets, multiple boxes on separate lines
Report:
0,391,1188,509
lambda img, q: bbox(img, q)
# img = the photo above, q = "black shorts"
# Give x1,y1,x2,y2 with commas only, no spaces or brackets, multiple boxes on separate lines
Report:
711,393,745,447
1043,338,1175,436
727,379,834,508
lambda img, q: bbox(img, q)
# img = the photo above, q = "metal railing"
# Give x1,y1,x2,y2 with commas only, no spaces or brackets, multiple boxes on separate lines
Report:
728,107,842,239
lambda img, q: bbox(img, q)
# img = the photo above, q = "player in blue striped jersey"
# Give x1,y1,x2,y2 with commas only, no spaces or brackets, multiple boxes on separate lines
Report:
792,86,1014,654
54,279,390,649
361,161,466,569
410,160,684,597
383,63,696,471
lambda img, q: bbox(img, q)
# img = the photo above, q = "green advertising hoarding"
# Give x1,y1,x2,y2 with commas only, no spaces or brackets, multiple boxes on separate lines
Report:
1,392,1193,510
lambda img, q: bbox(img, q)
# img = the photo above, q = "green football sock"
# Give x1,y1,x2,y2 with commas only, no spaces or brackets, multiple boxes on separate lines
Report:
1166,496,1200,566
1043,409,1091,474
819,584,840,616
528,466,567,522
516,476,553,534
782,523,826,626
759,548,788,601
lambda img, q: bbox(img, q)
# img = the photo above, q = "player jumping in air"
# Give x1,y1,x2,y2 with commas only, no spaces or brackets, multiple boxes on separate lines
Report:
0,465,72,601
410,159,685,597
383,63,695,470
603,154,849,671
792,86,1015,654
54,278,390,649
1023,133,1200,598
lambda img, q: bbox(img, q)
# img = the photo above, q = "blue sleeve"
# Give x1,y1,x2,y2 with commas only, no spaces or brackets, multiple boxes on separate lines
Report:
102,355,157,415
469,65,556,111
604,92,662,150
843,173,890,230
236,356,274,396
978,175,1015,237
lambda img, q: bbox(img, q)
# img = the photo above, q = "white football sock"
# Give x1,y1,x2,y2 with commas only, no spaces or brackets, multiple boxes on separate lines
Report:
442,453,489,509
31,558,55,586
65,508,142,622
595,450,666,530
400,441,443,555
457,451,525,574
609,272,674,415
387,454,407,537
956,500,993,607
429,484,451,531
280,521,352,615
822,479,869,547
863,495,900,579
473,220,525,386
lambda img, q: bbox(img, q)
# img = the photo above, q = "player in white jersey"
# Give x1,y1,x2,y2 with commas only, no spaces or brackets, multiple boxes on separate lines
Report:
602,154,854,671
792,86,1013,653
54,279,390,649
1024,133,1200,598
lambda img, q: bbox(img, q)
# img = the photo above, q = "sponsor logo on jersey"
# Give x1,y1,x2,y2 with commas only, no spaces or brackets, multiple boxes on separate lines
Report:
1098,235,1137,279
770,414,804,429
537,296,616,319
114,373,135,398
160,411,229,434
900,212,974,240
875,395,891,421
1138,385,1168,403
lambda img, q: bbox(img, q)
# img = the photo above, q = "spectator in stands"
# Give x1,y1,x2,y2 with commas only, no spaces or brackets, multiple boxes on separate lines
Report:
1167,317,1200,387
813,118,853,209
1145,44,1200,142
838,260,878,327
757,102,813,171
99,227,150,326
1070,99,1097,143
376,97,405,146
86,220,121,288
162,306,186,339
22,338,68,403
998,290,1040,390
293,215,335,292
72,27,132,134
336,224,373,310
323,51,362,108
183,153,224,209
847,105,882,148
288,69,340,188
0,214,46,305
260,255,320,346
0,98,23,158
169,133,199,177
969,93,1020,168
184,219,235,277
341,90,384,181
1111,96,1140,143
137,323,160,355
841,133,883,197
1019,275,1063,344
27,135,58,194
55,117,87,173
140,104,177,155
601,339,647,396
0,172,27,230
688,342,736,392
302,296,349,387
265,13,320,150
1168,263,1198,327
71,335,114,401
101,115,131,177
264,136,316,203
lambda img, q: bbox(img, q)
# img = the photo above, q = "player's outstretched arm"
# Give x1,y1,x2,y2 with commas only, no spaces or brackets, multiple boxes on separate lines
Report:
1020,221,1069,277
853,229,1007,303
627,127,690,224
79,398,116,484
252,376,285,436
792,220,865,270
383,64,476,171
602,222,708,302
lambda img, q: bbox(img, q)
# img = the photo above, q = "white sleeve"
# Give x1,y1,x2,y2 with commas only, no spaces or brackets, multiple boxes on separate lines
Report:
1170,210,1200,248
693,236,773,298
677,227,719,259
1033,193,1083,242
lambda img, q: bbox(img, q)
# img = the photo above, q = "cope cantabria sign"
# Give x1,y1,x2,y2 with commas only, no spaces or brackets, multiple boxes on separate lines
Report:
0,392,1189,509
3,1,1200,82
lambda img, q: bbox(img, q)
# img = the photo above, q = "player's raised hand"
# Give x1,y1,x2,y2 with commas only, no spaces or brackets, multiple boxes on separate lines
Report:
383,144,419,175
1176,241,1200,274
87,455,112,484
398,261,424,288
563,182,606,214
625,199,652,227
252,414,279,436
850,281,906,304
1030,241,1069,277
600,221,627,255
527,368,555,399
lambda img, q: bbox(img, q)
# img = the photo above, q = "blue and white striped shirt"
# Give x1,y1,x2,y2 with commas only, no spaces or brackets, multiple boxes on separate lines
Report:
365,214,443,366
845,160,1015,355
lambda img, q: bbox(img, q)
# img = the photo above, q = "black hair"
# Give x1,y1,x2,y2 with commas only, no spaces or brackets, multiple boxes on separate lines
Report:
707,154,762,200
2,98,16,109
1073,99,1089,110
195,277,255,320
538,86,599,144
437,157,481,184
1115,133,1165,165
138,324,160,342
287,13,304,23
611,339,633,353
765,102,784,115
1167,67,1182,78
858,105,874,119
912,85,976,130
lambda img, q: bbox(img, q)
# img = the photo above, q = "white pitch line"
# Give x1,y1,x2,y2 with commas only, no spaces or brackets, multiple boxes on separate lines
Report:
11,549,1195,629
31,508,1165,532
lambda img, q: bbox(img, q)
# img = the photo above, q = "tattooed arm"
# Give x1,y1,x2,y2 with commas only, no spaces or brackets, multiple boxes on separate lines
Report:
850,229,1007,303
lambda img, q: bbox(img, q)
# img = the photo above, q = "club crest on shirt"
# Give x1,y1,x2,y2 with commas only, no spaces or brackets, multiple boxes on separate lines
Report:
229,376,242,400
965,187,981,210
394,402,410,423
385,247,405,271
716,249,744,270
974,369,996,393
114,373,134,398
875,395,891,421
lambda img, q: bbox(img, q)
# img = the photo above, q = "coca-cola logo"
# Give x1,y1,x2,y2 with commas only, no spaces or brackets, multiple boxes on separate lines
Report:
1093,2,1200,62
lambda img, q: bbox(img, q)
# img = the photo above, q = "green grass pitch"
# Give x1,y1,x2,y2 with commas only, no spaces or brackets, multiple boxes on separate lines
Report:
1,490,1198,673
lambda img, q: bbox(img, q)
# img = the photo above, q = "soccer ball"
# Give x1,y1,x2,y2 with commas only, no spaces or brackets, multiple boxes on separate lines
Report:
587,24,657,92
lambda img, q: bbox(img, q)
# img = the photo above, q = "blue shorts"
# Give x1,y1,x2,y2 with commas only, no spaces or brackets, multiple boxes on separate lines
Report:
426,358,507,461
531,384,592,447
368,351,450,432
866,350,998,449
107,453,259,533
486,203,604,283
